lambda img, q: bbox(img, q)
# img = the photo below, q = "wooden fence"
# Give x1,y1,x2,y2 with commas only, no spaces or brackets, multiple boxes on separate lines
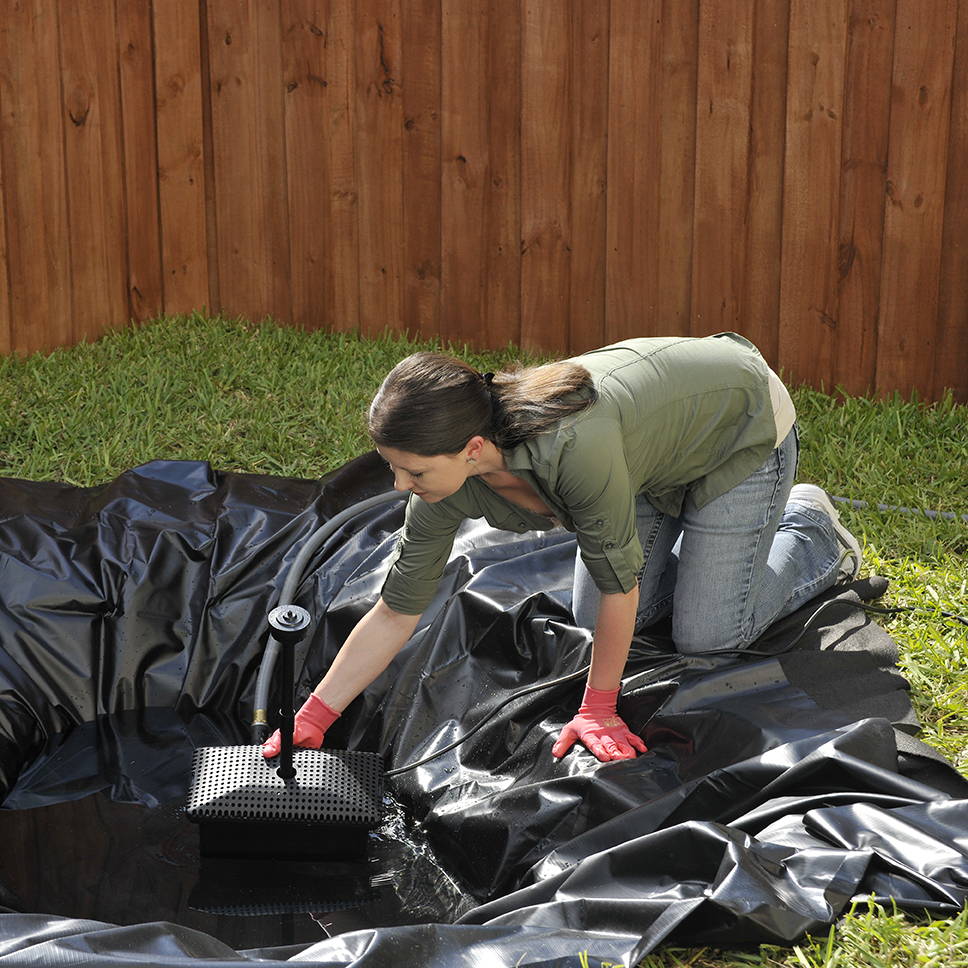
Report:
0,0,965,401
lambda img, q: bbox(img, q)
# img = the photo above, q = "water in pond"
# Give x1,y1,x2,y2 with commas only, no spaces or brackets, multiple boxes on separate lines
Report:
0,711,476,950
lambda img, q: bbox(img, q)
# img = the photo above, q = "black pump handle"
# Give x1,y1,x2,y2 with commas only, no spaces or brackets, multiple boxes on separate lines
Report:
267,605,311,780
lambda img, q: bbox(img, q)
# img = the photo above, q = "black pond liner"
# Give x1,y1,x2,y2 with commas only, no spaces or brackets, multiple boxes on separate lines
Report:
0,455,966,967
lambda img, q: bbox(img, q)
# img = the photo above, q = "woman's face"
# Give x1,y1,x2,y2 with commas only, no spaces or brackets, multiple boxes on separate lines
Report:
377,444,471,503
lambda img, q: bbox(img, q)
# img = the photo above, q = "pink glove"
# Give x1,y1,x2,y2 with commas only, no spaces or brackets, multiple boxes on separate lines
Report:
261,693,340,759
551,684,647,762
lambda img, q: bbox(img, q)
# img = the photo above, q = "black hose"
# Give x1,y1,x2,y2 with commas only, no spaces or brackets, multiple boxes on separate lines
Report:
385,666,592,777
830,494,968,524
384,598,967,775
253,484,963,752
251,489,404,741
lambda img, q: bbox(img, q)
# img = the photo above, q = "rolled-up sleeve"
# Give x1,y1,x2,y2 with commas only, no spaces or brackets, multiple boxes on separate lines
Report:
379,495,463,615
553,421,643,594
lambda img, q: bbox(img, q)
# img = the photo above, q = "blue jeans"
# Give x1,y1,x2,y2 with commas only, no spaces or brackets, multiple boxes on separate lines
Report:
572,428,844,653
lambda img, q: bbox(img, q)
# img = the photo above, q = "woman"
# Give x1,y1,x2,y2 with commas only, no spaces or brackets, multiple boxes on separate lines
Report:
263,333,861,763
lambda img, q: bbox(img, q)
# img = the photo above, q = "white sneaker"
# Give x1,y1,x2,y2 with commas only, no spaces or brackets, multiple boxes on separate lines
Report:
788,484,863,580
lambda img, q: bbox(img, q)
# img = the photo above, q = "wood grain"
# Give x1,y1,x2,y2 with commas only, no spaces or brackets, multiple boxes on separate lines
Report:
0,0,963,401
207,0,291,324
778,0,849,390
608,1,698,344
521,1,572,352
693,0,756,337
281,0,356,331
829,0,894,395
155,0,212,315
0,0,72,352
401,0,441,340
566,0,609,354
118,0,164,324
354,0,405,336
60,0,129,343
934,0,968,401
440,0,521,350
876,0,957,398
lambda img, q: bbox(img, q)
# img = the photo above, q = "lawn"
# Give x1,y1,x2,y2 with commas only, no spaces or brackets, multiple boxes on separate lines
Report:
1,314,966,967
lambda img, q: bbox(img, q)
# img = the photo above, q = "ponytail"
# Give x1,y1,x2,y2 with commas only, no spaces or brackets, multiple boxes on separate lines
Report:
488,361,596,448
368,352,596,455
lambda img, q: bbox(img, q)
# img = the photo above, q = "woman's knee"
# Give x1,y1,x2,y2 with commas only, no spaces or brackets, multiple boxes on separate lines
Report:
672,609,755,655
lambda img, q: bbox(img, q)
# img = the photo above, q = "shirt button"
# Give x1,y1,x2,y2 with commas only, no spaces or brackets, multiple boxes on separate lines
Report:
604,541,614,549
518,521,526,528
595,519,604,527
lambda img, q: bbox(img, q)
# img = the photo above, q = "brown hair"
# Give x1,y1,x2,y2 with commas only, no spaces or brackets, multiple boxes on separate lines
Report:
367,352,597,455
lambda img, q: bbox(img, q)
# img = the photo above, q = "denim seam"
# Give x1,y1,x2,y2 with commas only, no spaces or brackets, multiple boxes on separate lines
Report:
634,509,668,626
737,442,786,643
637,591,673,627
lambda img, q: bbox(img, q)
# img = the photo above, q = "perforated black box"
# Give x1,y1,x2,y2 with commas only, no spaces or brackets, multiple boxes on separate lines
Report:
185,745,384,861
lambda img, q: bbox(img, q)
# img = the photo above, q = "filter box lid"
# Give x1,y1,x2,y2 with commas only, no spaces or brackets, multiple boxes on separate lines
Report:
185,745,384,826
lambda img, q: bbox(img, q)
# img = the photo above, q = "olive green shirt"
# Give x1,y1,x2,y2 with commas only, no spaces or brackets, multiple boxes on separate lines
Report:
380,333,785,615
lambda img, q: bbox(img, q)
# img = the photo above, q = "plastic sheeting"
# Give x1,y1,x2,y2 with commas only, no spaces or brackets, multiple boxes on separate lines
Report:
0,455,966,967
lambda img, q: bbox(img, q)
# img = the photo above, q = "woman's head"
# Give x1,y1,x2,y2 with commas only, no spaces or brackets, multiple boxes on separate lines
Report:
367,352,492,457
368,350,598,486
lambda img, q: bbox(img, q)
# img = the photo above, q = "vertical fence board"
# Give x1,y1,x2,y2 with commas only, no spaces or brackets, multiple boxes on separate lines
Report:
255,0,292,324
281,0,329,331
441,1,486,346
0,0,71,353
326,1,360,333
479,1,521,350
0,120,10,354
317,0,359,333
207,0,255,321
693,0,755,337
441,0,521,349
118,0,163,324
934,0,968,401
567,0,609,355
607,1,697,343
779,0,849,390
876,0,956,397
59,0,129,344
740,0,788,365
199,0,221,313
481,2,521,351
401,0,441,340
655,0,699,340
154,0,211,315
282,0,348,329
521,2,572,351
355,0,404,336
606,1,659,341
207,0,291,324
830,0,894,395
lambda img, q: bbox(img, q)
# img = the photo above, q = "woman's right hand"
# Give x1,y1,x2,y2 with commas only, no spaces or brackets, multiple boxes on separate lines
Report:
261,693,341,758
261,598,421,759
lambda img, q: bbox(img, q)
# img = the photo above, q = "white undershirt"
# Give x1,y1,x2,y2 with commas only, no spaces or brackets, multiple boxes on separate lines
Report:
767,367,797,445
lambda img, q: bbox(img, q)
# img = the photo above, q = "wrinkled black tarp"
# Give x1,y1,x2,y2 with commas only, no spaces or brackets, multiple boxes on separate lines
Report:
0,456,966,967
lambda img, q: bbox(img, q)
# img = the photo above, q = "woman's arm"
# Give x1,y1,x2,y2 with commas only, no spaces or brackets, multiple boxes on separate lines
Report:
587,586,639,691
551,586,647,761
262,597,420,756
312,597,421,710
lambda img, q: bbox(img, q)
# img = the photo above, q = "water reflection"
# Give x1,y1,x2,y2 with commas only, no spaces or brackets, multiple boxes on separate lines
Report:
0,709,475,950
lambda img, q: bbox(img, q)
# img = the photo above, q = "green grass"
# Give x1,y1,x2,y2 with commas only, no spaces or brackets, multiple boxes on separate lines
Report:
640,901,968,967
1,314,966,967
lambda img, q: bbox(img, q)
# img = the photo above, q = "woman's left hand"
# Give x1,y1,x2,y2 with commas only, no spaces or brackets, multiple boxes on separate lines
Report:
551,684,647,762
